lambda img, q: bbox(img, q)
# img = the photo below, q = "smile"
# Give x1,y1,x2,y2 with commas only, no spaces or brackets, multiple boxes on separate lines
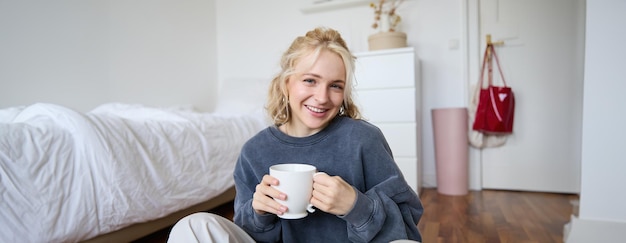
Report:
305,105,327,113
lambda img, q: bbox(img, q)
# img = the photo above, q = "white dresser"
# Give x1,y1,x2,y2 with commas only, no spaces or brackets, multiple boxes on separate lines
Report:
353,47,421,193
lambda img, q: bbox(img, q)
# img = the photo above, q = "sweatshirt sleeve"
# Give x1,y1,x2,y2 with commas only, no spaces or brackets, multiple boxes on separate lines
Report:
232,146,282,242
340,177,423,242
339,124,423,242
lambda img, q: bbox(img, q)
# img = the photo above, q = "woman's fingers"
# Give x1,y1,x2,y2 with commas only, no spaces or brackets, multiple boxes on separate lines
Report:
311,174,357,215
252,175,288,216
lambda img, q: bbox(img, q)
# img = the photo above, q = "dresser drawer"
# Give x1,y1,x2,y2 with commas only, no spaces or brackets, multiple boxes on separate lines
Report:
374,123,417,157
354,51,415,89
355,88,416,123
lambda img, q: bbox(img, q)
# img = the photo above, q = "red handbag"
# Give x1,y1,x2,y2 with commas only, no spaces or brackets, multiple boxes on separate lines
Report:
472,44,515,134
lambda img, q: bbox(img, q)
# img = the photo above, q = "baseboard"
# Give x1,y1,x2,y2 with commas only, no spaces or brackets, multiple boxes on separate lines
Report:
564,215,626,242
422,172,481,191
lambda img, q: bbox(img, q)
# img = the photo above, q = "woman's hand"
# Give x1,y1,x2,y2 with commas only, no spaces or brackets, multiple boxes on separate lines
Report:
252,175,288,216
310,173,357,216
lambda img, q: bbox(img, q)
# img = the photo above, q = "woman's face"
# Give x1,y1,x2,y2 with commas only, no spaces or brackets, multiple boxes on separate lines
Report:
285,49,346,137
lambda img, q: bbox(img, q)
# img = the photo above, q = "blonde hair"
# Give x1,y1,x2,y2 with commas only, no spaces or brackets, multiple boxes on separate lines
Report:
266,27,361,125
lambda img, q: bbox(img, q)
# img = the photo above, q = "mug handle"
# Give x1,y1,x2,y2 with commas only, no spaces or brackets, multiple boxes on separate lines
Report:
307,172,328,214
306,204,316,213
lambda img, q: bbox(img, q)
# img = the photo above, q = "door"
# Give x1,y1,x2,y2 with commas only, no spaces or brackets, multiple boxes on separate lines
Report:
477,0,584,193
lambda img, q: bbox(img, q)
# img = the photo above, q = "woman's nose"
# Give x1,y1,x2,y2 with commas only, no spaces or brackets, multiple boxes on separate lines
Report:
313,86,329,103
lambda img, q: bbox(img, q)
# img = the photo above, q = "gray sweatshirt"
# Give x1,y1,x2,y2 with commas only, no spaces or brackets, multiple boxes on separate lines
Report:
233,116,423,243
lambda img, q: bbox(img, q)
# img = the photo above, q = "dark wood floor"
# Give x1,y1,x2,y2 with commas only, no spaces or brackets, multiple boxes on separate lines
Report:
134,188,578,243
418,188,578,243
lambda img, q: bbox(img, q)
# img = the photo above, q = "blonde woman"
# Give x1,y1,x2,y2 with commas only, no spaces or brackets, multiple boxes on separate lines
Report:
168,27,422,243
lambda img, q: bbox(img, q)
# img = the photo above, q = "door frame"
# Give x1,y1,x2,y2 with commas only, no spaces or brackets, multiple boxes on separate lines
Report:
462,0,484,190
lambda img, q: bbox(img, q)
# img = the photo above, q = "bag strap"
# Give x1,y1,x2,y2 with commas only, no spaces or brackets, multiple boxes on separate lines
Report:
487,44,494,86
489,44,508,87
473,44,509,103
473,44,493,103
478,44,490,89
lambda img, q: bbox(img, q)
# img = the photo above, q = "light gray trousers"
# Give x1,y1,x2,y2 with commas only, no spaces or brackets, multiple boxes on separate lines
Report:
167,213,255,243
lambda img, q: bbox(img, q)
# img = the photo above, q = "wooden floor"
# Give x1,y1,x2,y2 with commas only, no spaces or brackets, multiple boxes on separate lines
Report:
418,188,578,243
135,188,578,243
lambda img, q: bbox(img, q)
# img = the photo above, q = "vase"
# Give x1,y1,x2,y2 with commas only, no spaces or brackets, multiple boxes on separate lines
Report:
368,31,407,51
380,14,391,32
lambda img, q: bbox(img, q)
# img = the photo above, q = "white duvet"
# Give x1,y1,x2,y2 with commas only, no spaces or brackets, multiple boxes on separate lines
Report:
0,103,267,242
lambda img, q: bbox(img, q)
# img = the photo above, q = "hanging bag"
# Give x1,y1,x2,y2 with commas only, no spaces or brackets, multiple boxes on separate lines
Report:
472,44,515,134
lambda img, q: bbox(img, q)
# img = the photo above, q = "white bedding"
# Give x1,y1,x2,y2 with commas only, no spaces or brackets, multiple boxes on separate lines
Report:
0,103,268,242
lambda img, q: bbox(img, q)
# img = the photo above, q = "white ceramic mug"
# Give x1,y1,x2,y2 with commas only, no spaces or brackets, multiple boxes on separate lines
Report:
269,163,317,219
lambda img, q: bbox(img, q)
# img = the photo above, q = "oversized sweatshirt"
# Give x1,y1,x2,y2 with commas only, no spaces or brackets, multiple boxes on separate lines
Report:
233,116,423,243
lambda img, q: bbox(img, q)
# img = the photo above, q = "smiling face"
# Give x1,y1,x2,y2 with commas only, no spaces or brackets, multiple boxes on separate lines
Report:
282,49,346,137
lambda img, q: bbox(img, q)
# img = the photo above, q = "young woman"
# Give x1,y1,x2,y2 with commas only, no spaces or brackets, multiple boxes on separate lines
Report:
168,27,423,243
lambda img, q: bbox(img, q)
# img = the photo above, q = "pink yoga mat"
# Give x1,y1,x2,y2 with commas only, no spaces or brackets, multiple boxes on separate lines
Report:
432,107,469,195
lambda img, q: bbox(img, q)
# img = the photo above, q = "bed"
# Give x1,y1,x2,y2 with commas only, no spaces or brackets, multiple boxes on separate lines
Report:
0,100,269,242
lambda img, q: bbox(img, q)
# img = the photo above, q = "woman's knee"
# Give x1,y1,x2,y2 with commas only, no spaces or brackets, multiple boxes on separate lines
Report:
169,212,253,243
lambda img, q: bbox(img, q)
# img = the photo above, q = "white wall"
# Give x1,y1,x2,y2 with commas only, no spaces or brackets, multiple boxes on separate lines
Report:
565,1,626,240
215,0,466,188
0,1,110,111
0,0,218,112
580,0,626,223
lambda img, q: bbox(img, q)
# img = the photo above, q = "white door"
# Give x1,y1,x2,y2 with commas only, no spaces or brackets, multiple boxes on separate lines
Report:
477,0,584,193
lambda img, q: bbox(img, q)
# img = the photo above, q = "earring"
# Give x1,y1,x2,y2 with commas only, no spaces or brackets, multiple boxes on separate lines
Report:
339,105,345,116
283,96,290,118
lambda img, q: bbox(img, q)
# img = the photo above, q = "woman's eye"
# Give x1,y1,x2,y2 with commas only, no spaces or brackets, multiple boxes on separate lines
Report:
303,79,315,83
331,83,344,90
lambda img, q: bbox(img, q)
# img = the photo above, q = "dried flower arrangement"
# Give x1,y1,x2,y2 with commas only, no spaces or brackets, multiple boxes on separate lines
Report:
370,0,404,32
